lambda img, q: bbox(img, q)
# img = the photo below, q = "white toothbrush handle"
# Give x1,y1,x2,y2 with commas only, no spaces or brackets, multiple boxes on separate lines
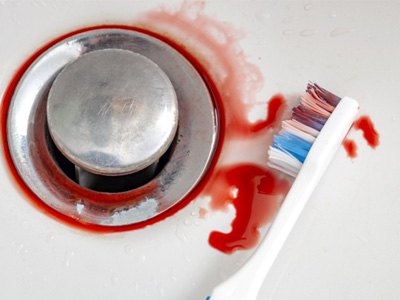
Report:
210,97,359,300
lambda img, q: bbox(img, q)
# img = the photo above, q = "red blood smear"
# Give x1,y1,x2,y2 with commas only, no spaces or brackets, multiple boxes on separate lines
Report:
139,2,265,137
199,207,208,219
342,139,358,158
354,115,380,148
252,94,287,132
208,165,289,254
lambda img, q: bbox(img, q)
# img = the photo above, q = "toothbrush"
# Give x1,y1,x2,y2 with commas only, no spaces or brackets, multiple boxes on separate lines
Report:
207,83,359,300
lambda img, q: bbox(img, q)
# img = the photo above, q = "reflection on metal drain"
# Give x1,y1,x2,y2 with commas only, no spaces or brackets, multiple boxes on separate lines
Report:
6,28,218,227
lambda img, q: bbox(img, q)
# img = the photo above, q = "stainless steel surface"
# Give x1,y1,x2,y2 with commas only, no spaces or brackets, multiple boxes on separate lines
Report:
47,49,178,176
7,29,218,226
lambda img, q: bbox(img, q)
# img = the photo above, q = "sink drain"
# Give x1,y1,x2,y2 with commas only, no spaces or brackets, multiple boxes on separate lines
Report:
5,28,219,227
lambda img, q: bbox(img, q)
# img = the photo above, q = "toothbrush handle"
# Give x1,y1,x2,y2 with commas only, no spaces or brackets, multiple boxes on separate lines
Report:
210,97,359,300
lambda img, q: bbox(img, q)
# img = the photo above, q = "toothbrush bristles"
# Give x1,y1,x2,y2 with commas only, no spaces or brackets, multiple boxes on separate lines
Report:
268,83,341,177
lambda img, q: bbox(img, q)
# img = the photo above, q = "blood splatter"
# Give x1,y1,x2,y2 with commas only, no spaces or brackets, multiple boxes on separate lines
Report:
199,207,208,219
207,164,289,254
342,115,380,159
354,115,380,148
252,94,287,132
342,138,358,158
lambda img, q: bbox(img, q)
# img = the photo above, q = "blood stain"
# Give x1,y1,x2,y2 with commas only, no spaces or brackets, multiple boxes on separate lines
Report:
342,115,380,159
342,138,357,158
354,115,380,148
207,164,289,254
199,207,208,219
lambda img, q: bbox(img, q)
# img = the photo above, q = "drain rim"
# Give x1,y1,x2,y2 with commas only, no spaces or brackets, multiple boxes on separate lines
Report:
6,28,219,227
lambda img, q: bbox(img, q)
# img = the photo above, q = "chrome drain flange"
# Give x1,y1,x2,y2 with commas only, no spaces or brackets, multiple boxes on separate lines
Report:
7,29,218,226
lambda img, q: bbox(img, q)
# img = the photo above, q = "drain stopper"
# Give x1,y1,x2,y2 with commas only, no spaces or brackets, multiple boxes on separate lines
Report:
47,49,178,176
6,28,218,226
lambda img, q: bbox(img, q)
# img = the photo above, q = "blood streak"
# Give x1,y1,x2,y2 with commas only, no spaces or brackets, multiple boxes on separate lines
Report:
342,115,380,159
252,94,287,132
343,139,358,158
354,115,380,148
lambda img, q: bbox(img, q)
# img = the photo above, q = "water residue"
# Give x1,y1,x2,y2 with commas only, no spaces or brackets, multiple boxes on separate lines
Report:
175,222,189,242
45,233,55,242
124,244,135,255
282,29,296,36
111,274,120,285
183,218,192,226
159,286,165,297
76,201,84,215
184,254,192,264
330,28,352,37
282,16,297,24
65,250,75,267
255,12,271,22
304,3,313,11
16,243,28,256
32,0,47,8
300,29,317,37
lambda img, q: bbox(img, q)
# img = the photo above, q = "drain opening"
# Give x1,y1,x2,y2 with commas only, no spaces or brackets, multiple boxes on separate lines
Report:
45,122,178,193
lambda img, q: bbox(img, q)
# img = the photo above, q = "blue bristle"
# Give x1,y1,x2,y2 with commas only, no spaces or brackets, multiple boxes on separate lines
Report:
272,131,312,163
206,297,211,300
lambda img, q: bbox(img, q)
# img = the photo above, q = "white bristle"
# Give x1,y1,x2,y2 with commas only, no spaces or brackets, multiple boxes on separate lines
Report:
267,147,302,177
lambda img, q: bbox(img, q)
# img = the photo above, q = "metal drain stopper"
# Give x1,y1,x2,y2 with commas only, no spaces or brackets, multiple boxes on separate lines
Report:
47,49,178,176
